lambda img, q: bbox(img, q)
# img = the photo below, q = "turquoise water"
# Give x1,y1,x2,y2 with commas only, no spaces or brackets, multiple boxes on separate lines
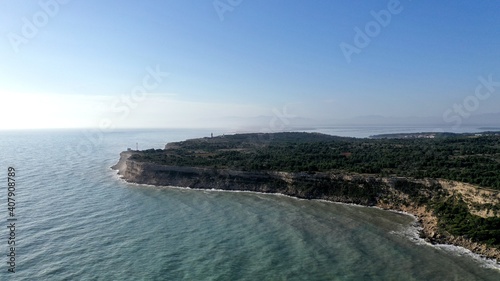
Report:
0,128,499,280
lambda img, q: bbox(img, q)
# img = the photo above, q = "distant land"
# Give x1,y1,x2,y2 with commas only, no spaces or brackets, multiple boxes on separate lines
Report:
370,131,500,139
214,112,500,131
113,132,500,262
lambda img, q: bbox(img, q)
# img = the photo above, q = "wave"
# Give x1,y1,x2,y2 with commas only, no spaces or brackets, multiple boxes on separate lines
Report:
391,224,500,271
111,169,500,272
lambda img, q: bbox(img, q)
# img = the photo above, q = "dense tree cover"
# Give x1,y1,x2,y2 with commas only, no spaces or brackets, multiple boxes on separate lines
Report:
131,132,500,190
129,132,500,247
433,196,500,247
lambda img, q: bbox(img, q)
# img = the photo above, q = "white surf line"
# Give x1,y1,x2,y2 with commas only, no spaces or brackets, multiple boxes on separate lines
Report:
110,171,500,271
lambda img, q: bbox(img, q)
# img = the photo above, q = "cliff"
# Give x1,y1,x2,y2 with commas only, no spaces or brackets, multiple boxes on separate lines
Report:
113,151,389,204
113,150,500,262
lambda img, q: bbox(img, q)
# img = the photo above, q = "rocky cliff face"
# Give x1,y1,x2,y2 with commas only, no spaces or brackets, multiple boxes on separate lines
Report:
112,151,500,262
112,152,390,204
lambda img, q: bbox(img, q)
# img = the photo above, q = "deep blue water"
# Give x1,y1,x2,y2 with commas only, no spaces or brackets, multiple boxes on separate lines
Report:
0,128,499,280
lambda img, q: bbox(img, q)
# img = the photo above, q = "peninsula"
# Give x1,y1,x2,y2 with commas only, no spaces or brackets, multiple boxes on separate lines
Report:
113,132,500,261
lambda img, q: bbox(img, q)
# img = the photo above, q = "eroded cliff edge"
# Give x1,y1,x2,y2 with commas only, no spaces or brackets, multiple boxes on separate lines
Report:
112,150,500,262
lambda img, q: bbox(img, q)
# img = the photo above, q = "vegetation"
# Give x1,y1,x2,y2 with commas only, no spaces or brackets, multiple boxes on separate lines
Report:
433,196,500,246
127,132,500,247
132,132,500,190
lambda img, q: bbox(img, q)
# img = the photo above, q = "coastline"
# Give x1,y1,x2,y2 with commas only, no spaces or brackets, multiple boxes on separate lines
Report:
113,169,500,270
111,152,500,265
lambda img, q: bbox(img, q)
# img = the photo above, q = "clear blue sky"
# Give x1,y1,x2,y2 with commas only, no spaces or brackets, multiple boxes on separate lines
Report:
1,0,499,129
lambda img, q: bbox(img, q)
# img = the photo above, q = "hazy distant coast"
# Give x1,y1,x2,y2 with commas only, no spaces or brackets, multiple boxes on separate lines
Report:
113,132,500,262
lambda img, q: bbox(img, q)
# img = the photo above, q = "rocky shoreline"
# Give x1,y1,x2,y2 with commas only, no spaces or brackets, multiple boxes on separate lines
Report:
378,201,500,262
113,151,500,263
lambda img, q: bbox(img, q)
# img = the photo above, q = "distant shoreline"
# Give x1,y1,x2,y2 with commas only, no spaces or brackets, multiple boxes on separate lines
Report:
369,130,500,139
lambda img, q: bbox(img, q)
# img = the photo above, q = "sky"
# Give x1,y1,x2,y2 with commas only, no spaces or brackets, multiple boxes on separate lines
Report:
1,0,500,130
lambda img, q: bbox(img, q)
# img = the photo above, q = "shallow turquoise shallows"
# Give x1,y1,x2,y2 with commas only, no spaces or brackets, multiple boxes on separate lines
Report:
0,128,498,281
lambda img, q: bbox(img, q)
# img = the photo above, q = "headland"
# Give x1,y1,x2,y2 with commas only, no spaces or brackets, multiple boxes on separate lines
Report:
113,132,500,261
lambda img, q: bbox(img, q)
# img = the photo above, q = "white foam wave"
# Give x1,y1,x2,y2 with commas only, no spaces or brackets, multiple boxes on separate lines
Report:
391,223,500,271
111,172,500,271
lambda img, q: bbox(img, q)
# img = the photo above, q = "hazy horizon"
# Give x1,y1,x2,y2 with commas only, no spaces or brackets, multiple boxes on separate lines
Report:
1,1,499,130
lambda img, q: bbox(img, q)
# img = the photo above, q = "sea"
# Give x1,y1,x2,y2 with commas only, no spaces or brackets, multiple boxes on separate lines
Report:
0,126,499,280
